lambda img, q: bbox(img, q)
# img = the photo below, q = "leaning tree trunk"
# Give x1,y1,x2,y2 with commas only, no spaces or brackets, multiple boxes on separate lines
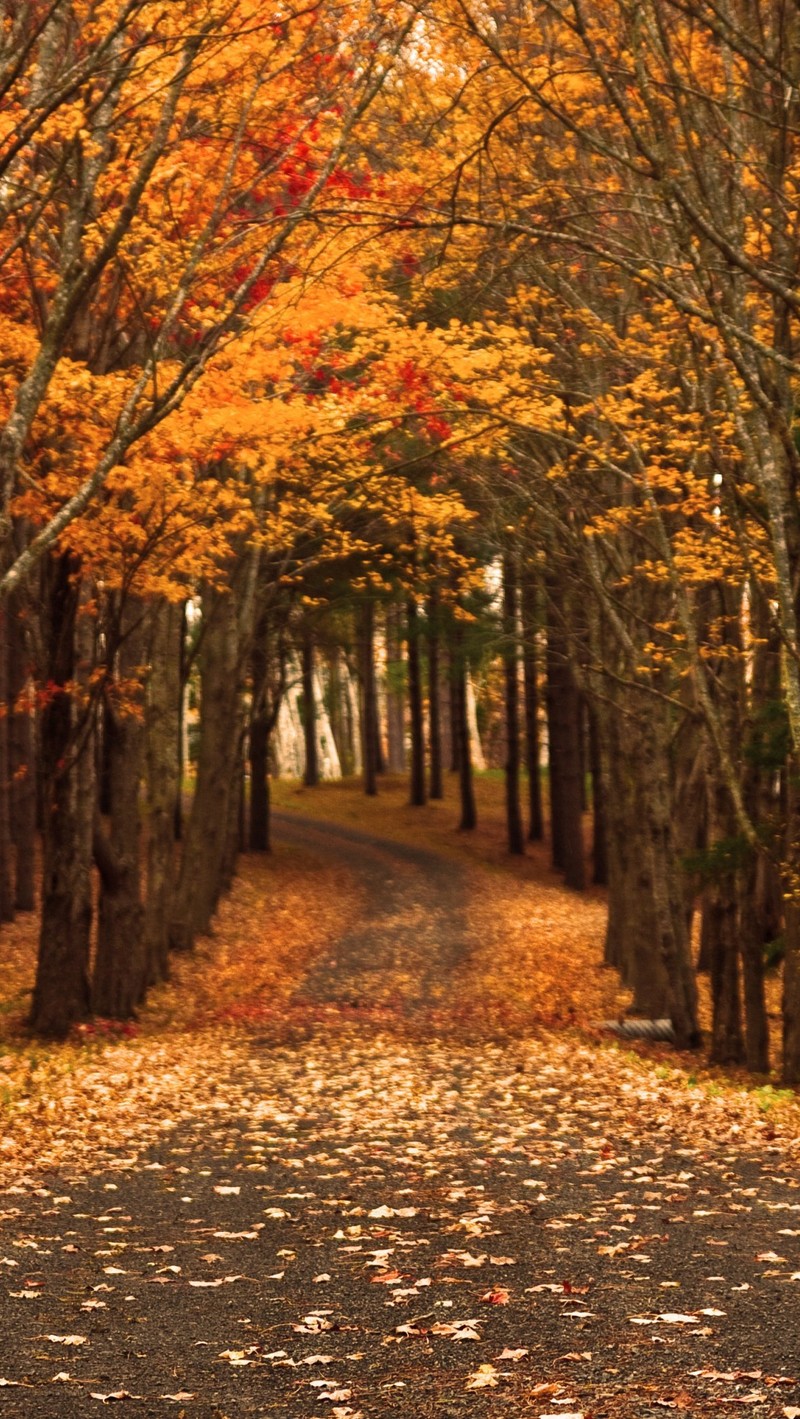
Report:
143,599,182,984
93,599,147,1018
407,595,426,807
31,556,93,1038
170,585,241,952
8,591,36,911
503,554,524,855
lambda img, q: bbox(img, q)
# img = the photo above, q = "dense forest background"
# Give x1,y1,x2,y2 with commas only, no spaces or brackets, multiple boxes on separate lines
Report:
1,0,799,1081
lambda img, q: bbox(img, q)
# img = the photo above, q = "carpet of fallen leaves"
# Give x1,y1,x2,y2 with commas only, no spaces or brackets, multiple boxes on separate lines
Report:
1,777,800,1419
0,839,360,1183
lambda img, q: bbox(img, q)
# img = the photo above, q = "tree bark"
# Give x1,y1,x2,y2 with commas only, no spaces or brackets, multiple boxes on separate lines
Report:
301,627,318,787
93,598,147,1018
0,602,14,921
407,595,426,806
427,584,443,799
503,554,524,854
588,706,608,886
546,609,585,889
454,622,476,830
360,601,378,796
170,585,241,952
385,605,406,773
522,574,544,842
31,555,93,1038
143,599,182,983
8,592,36,911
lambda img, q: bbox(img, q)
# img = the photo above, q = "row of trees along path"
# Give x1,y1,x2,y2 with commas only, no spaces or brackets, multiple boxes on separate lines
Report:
1,2,800,1081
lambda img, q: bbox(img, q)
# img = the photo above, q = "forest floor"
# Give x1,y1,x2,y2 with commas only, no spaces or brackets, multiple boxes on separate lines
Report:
1,777,800,1418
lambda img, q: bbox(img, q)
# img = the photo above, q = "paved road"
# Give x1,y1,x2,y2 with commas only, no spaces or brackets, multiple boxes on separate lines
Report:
1,818,799,1419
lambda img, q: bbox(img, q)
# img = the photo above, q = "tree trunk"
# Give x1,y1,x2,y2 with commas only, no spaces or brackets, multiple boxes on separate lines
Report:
503,554,524,854
170,585,241,952
94,599,147,1018
0,603,14,921
449,668,459,773
143,599,182,983
385,606,406,774
522,575,544,842
705,784,745,1065
8,593,36,911
588,706,608,885
428,584,443,799
31,555,93,1038
360,601,378,796
546,609,585,889
407,596,426,806
301,628,318,787
454,623,476,830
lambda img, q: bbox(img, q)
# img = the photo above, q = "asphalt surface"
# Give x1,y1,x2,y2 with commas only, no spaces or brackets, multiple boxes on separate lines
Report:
1,816,799,1419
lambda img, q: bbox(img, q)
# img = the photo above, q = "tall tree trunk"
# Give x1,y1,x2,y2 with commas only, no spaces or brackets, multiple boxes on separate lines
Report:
407,596,426,806
546,608,585,889
588,706,608,885
385,606,406,774
705,779,745,1065
143,599,182,984
503,554,524,854
8,592,36,911
302,628,318,787
174,602,187,842
522,574,544,842
449,668,459,773
94,599,147,1018
31,555,93,1038
0,602,14,921
360,601,378,796
428,584,443,799
454,623,476,830
170,585,241,952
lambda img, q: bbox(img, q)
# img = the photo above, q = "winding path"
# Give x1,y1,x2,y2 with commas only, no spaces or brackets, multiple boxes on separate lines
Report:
1,819,799,1418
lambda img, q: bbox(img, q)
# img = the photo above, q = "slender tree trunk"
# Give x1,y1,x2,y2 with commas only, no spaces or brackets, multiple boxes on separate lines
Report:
170,585,241,952
705,783,745,1065
31,555,93,1038
588,706,608,885
302,628,318,787
454,623,476,830
360,601,378,796
503,554,524,854
428,584,443,799
143,599,182,983
0,603,14,920
174,602,187,842
522,575,543,842
449,668,459,773
546,608,585,889
8,594,36,911
385,606,406,774
407,596,426,806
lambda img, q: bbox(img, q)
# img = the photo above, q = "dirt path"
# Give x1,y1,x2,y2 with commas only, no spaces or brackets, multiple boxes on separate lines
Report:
1,820,799,1418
